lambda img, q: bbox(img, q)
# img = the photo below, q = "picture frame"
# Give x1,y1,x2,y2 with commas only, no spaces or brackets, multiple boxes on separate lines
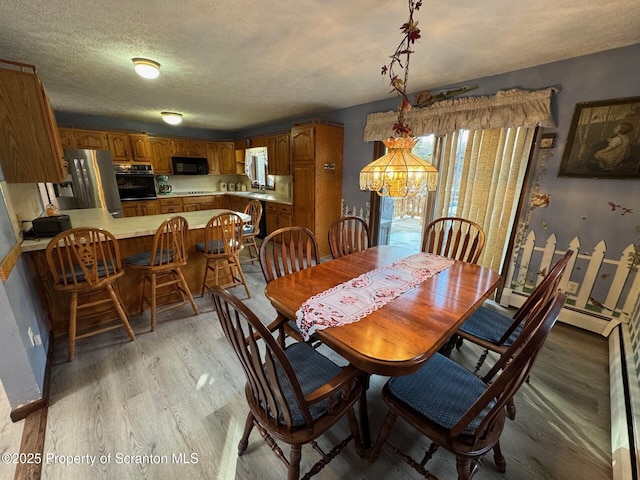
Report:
558,96,640,179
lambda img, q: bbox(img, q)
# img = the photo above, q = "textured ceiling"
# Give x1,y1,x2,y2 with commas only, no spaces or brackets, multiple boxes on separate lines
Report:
1,0,639,132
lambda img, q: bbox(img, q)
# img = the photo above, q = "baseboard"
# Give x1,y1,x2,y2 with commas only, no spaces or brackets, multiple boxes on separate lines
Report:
610,324,639,480
9,335,53,423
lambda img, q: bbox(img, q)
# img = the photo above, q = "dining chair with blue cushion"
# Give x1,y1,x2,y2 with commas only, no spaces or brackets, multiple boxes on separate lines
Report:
369,293,565,480
125,216,198,331
328,215,370,259
241,199,263,264
46,227,136,361
455,249,573,373
210,286,363,480
197,211,250,298
421,217,485,264
259,226,321,345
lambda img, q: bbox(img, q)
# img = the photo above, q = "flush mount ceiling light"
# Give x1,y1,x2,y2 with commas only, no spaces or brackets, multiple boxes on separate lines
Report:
132,58,160,79
161,112,183,125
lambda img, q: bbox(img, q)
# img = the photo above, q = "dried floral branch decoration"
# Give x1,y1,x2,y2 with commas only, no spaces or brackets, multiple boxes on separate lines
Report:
381,0,422,136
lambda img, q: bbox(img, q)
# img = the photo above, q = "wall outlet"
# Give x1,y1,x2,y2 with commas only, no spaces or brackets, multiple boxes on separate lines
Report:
27,327,42,347
567,281,579,294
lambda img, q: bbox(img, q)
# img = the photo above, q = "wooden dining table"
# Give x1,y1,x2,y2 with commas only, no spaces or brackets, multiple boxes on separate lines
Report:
264,245,502,446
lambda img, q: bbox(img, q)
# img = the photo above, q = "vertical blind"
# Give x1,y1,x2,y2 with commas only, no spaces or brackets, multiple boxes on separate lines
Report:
434,127,536,272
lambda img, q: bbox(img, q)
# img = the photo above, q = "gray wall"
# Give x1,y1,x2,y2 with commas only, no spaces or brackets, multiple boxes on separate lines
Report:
0,171,47,410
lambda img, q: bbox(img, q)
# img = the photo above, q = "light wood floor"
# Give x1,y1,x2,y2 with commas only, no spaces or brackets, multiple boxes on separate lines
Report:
40,259,612,480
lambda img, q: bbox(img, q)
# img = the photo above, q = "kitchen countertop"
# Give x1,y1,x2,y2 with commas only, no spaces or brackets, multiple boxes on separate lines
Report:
156,190,292,205
21,208,251,252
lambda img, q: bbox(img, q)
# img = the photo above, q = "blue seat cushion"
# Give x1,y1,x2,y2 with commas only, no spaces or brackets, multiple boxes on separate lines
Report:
196,240,226,254
125,249,174,266
243,225,255,234
458,306,522,346
387,353,493,434
196,240,240,254
275,342,345,426
62,261,116,283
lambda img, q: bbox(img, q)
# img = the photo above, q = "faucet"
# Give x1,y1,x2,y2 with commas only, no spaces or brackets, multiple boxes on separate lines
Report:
259,185,266,193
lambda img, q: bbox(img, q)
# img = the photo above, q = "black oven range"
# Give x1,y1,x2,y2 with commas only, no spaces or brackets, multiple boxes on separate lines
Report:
114,163,157,201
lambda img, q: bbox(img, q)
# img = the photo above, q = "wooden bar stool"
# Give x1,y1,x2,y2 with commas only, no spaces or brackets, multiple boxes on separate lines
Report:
197,212,250,298
241,199,263,264
125,216,199,331
45,227,136,361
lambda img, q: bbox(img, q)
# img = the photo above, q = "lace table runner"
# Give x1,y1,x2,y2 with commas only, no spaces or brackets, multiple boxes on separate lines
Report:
295,253,455,340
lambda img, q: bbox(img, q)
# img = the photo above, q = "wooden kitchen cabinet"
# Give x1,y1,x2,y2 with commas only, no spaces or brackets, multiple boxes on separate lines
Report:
267,133,291,175
171,139,206,158
108,132,152,162
265,202,292,234
121,200,159,217
182,195,219,212
206,141,235,175
57,128,76,149
159,197,183,214
148,136,173,174
128,133,152,162
58,128,108,150
0,60,65,183
229,196,250,213
73,129,108,149
107,132,131,162
291,122,343,257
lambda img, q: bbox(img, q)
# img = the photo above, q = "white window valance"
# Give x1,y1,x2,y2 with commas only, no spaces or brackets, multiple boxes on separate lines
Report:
363,87,558,141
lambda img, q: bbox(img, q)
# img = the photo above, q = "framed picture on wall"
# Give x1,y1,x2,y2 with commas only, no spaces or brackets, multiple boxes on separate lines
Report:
558,96,640,179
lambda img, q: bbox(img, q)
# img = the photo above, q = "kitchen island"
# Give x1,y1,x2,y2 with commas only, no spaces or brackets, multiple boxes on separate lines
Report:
23,208,250,336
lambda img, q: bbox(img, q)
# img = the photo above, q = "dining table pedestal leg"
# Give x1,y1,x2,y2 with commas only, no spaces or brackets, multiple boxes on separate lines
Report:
357,371,372,452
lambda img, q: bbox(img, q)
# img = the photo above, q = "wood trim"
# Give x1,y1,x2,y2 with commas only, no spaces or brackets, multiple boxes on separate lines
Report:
14,407,47,480
0,242,22,281
11,336,53,480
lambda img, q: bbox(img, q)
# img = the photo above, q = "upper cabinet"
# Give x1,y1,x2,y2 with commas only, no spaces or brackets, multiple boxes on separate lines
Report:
107,131,151,163
149,137,173,174
171,139,206,158
58,128,108,150
206,141,235,175
0,60,65,183
128,133,152,162
273,133,291,175
106,132,131,161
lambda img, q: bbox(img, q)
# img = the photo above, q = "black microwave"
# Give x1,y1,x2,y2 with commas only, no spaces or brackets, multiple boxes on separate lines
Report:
172,157,209,175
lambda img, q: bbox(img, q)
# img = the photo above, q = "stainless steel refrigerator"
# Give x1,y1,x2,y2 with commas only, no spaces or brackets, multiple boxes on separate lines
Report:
50,149,123,217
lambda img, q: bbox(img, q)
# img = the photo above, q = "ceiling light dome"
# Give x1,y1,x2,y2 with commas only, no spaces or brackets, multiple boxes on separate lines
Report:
132,58,160,79
161,112,183,125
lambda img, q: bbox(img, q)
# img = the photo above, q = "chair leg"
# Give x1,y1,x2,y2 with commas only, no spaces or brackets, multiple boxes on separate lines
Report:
107,284,136,341
68,292,78,362
493,440,507,473
233,255,251,298
238,412,255,456
288,445,302,480
201,258,211,297
369,409,398,462
249,237,259,263
176,267,199,316
455,456,473,480
506,398,517,420
473,349,489,373
150,272,157,332
347,406,365,457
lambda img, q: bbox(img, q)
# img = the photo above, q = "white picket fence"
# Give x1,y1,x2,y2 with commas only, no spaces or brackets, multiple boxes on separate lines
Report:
500,231,640,334
341,200,370,222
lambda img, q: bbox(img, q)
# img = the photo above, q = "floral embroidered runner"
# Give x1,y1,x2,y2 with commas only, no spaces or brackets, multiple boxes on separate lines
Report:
295,253,455,340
